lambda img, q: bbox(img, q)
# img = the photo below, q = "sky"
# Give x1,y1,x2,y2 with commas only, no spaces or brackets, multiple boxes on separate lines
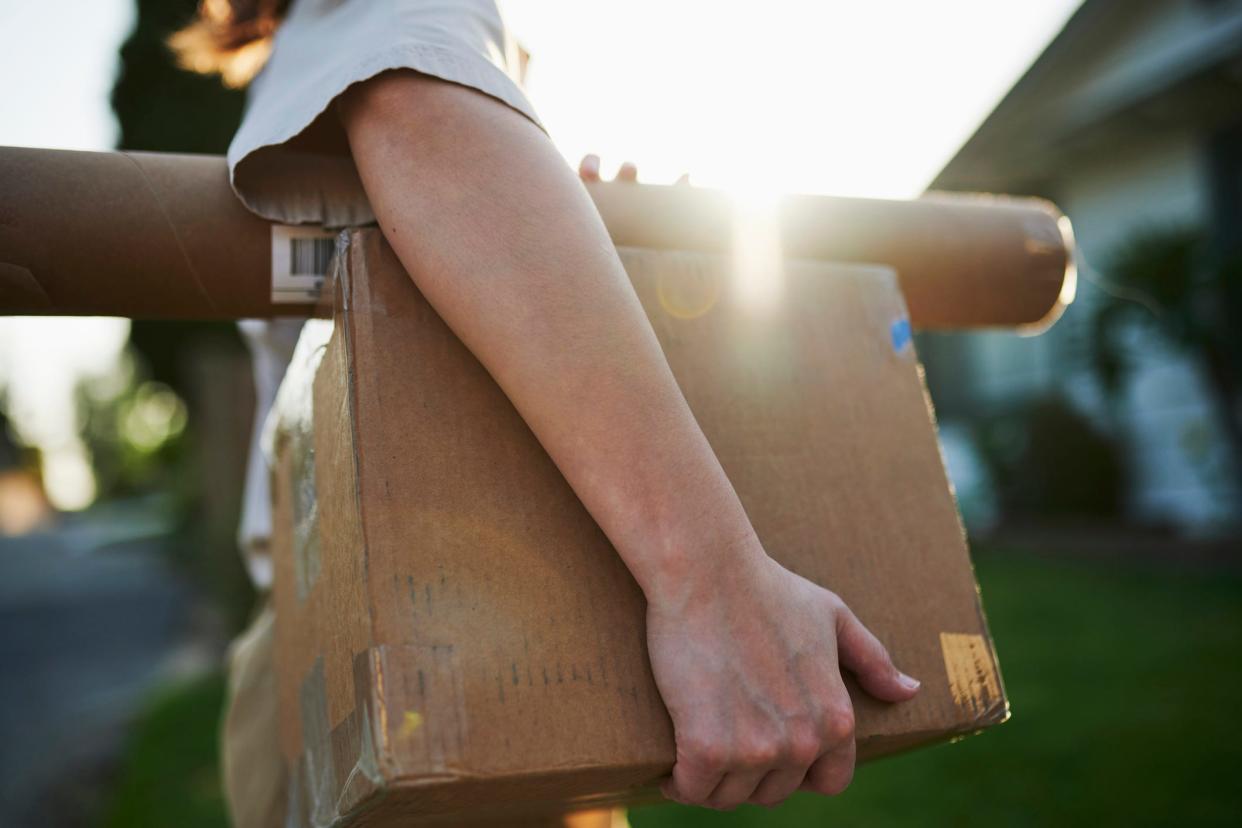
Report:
0,0,1082,508
501,0,1082,196
0,0,136,508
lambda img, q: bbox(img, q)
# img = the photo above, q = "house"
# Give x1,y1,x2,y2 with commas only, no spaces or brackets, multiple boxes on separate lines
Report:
924,0,1242,531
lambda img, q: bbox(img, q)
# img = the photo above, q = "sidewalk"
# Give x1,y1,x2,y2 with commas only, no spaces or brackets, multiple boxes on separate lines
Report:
0,503,197,827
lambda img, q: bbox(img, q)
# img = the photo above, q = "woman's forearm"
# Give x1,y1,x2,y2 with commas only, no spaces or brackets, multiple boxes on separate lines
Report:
337,73,761,599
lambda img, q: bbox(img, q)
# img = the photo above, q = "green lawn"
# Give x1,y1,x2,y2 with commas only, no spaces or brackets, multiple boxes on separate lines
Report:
101,550,1242,826
101,672,229,828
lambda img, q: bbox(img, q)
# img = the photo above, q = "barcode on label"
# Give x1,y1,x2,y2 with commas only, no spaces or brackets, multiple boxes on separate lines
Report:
291,237,334,276
271,225,337,304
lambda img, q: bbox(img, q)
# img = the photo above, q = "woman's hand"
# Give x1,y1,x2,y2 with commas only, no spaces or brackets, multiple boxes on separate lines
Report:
646,542,921,810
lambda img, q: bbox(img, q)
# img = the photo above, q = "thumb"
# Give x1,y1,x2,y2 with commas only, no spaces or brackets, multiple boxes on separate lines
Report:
835,605,921,702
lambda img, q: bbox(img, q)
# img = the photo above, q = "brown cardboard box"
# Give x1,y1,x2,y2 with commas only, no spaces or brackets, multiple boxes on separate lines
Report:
1,146,1073,329
269,228,1008,826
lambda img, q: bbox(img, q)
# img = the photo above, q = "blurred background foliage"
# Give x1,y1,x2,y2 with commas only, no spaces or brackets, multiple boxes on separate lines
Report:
112,0,245,154
76,363,189,503
973,393,1127,521
1090,226,1242,494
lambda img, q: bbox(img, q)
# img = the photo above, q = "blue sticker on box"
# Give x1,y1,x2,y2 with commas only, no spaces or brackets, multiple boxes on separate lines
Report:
890,317,913,354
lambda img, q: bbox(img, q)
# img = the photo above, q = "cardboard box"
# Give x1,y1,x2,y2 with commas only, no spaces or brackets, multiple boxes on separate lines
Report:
269,228,1008,825
1,146,1073,329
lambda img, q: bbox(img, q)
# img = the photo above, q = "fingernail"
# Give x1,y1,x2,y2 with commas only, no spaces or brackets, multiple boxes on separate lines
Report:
898,671,921,691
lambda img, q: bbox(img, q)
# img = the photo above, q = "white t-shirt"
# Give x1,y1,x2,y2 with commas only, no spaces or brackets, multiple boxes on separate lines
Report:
237,319,304,589
231,0,541,588
227,0,542,229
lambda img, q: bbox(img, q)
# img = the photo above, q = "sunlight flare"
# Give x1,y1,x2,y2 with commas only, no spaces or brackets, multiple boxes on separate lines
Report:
730,186,784,315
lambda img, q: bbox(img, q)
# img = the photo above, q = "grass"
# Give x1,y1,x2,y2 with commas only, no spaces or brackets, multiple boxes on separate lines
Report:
99,672,229,828
99,550,1242,826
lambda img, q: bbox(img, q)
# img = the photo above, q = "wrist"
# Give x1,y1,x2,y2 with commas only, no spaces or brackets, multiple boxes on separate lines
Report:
630,525,772,612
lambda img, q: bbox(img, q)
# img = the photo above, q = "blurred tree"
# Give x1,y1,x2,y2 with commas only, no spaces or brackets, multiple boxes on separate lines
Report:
112,0,246,395
76,358,190,502
974,394,1127,522
111,0,245,154
110,0,258,629
1090,227,1242,497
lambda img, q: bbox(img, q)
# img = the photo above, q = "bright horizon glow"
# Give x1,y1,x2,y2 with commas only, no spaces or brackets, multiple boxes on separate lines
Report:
502,0,1081,199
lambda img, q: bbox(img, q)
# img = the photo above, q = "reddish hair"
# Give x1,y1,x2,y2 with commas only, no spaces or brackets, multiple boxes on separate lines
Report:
169,0,291,87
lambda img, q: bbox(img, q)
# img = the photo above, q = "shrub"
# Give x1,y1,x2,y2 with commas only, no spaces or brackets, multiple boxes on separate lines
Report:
973,394,1127,520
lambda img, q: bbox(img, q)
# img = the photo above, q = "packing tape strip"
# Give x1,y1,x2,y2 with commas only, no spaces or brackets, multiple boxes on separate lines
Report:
939,632,1002,719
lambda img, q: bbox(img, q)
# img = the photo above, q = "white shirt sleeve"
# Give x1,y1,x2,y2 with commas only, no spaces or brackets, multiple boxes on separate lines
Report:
237,318,307,589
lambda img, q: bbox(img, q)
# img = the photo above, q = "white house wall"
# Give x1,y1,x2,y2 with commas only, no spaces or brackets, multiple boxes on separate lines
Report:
929,0,1242,531
1052,128,1236,529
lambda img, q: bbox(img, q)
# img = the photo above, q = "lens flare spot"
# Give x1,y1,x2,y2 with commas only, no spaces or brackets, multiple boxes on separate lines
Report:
656,258,720,320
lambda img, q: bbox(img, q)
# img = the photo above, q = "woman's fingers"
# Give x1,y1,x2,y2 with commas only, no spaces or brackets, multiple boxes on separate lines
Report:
578,153,601,182
669,695,845,810
577,156,690,185
835,604,921,702
749,766,809,808
705,769,769,810
576,155,645,182
665,744,727,806
800,737,857,797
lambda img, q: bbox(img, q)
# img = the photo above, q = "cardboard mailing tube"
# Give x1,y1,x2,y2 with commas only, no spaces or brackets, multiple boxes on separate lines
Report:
0,146,1075,328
